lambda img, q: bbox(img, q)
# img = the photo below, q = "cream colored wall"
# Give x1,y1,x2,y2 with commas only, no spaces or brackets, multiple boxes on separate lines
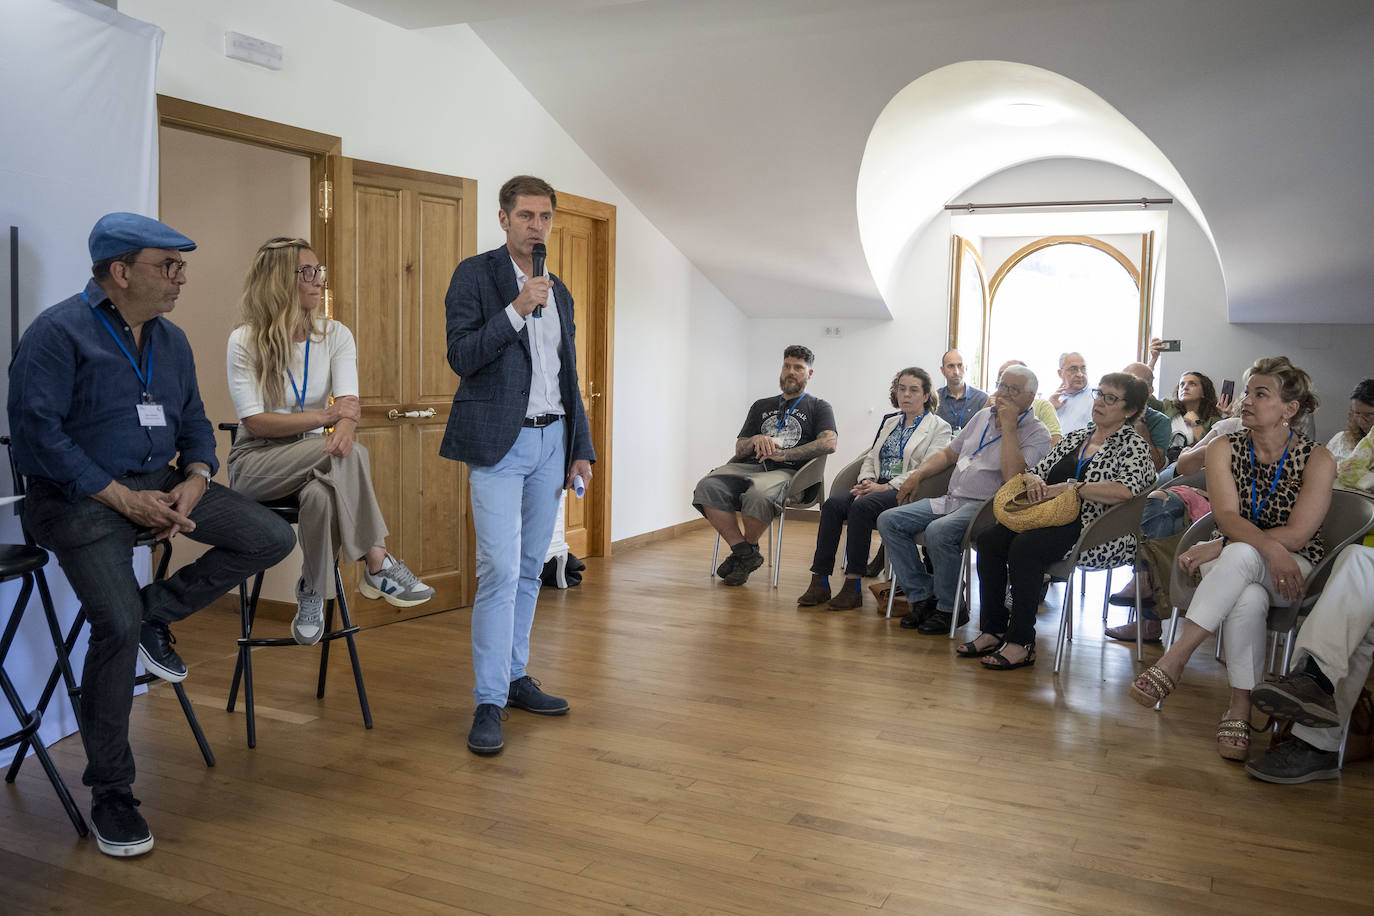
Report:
158,125,311,600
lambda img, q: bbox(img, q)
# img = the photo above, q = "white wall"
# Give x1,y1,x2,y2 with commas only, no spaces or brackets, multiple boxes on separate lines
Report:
747,157,1374,483
118,0,747,542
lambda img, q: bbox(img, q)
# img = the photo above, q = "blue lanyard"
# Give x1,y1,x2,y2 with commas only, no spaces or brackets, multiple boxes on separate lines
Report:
950,394,969,429
895,412,925,453
1249,431,1293,520
1075,434,1097,479
88,298,154,400
971,408,1031,458
285,340,311,412
776,395,804,434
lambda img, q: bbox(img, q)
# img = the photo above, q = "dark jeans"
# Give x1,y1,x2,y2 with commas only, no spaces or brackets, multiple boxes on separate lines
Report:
975,520,1082,647
810,487,899,576
22,467,296,796
1137,491,1188,621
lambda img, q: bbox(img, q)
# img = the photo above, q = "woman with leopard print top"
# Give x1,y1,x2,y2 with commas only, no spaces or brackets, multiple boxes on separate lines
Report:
959,372,1157,671
1130,356,1335,762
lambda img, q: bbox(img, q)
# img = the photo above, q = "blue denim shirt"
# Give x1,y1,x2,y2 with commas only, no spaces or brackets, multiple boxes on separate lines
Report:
7,279,218,501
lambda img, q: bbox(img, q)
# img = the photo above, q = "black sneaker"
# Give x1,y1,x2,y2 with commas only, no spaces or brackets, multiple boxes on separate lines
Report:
898,596,938,629
507,675,570,715
467,703,506,756
722,547,764,586
917,608,970,635
91,790,154,857
137,621,187,683
715,553,740,579
1251,672,1340,728
1245,737,1340,784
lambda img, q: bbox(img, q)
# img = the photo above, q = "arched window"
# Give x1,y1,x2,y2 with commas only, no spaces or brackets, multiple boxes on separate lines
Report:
952,234,1151,392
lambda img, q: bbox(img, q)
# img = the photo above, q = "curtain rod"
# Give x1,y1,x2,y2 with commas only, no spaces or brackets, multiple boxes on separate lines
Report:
945,197,1173,212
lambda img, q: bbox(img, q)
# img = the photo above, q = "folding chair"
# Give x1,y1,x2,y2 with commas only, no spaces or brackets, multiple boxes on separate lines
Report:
709,455,828,588
1,536,87,836
1048,490,1153,673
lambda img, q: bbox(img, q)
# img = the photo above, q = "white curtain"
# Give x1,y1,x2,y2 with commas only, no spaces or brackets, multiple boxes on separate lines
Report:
0,0,162,764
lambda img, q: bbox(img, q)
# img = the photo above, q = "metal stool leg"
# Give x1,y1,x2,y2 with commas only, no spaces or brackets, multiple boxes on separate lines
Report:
328,564,372,729
1,573,88,836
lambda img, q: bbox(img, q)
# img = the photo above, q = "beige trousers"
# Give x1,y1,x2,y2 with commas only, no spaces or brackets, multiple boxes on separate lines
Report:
228,436,389,599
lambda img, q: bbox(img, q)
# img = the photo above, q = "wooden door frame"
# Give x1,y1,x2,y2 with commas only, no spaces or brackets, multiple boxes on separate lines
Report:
554,190,615,558
157,96,340,256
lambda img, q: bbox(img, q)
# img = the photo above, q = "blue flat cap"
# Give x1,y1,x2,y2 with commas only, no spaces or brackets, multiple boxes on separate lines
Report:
88,212,197,262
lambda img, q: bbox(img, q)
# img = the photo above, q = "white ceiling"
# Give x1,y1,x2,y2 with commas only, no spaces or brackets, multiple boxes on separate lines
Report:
335,0,1374,324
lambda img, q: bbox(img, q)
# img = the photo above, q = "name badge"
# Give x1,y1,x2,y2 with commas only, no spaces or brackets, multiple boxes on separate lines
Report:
956,452,973,472
137,403,167,427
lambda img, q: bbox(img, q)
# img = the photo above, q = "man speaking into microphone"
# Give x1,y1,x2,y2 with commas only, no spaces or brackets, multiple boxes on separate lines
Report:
441,175,595,755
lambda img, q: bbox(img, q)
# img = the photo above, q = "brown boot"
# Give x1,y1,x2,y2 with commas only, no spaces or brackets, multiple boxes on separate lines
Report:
827,578,864,611
797,574,832,606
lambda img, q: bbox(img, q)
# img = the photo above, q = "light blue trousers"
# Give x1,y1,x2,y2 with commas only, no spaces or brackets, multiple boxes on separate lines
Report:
468,420,565,706
875,499,980,613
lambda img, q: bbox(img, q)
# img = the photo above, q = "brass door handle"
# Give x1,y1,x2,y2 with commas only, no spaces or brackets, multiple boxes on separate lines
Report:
387,408,437,420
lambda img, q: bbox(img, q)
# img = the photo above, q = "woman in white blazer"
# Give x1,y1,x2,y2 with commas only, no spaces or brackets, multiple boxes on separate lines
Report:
798,367,952,610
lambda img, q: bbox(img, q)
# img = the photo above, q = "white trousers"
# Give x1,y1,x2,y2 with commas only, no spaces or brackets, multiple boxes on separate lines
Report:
1188,541,1313,691
1288,545,1374,752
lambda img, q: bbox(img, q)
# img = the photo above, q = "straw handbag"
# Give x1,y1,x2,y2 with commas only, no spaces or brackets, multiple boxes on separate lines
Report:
993,474,1081,532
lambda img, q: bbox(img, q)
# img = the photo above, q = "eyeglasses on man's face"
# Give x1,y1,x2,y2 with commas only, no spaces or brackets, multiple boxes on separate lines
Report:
1092,388,1124,405
995,381,1023,397
133,258,187,280
296,264,327,283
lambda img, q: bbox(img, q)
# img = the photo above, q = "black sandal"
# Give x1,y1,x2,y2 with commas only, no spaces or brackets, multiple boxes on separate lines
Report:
956,633,1003,658
982,642,1036,671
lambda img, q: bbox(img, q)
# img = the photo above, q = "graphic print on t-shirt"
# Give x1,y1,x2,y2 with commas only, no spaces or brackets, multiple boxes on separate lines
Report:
759,408,804,449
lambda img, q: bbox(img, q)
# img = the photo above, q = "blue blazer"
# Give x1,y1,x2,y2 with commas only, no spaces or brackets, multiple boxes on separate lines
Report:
440,245,595,480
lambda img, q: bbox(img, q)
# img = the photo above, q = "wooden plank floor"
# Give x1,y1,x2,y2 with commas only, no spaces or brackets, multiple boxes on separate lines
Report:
3,521,1372,914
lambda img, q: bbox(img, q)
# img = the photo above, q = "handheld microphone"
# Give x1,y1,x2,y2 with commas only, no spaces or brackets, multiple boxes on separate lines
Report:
531,242,547,317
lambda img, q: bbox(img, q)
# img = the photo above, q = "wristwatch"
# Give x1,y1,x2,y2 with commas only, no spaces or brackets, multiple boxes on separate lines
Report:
186,467,212,484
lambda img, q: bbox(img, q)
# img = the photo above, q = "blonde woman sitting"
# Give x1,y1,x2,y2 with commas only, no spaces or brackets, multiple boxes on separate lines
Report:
226,237,433,645
1130,357,1334,761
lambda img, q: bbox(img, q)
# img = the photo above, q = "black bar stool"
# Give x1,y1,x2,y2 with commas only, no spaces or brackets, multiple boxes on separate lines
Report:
1,539,87,837
217,424,372,748
0,437,214,792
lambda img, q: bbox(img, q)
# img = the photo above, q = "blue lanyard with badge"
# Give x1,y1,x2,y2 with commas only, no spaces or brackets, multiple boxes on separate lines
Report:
88,295,164,427
286,341,311,412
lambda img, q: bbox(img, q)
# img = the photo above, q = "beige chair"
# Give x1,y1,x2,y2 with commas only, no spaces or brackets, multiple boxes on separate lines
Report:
1048,490,1153,673
945,496,999,636
709,455,829,588
879,465,955,618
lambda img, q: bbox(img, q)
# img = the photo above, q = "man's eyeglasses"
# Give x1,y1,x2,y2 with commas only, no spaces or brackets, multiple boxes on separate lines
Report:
995,382,1023,397
133,258,187,280
296,265,327,283
1091,388,1123,405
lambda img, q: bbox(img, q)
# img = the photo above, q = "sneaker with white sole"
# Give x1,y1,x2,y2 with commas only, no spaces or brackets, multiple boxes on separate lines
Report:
359,555,435,608
292,577,326,646
91,790,154,857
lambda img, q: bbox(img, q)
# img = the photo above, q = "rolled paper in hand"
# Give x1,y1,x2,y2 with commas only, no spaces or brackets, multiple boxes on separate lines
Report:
573,475,586,498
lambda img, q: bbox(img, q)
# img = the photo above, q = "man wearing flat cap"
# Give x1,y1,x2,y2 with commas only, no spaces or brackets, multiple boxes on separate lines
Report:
8,212,295,858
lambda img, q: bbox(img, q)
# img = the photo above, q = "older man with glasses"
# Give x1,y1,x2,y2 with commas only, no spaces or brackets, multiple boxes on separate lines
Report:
1050,351,1094,432
8,213,296,858
876,365,1053,634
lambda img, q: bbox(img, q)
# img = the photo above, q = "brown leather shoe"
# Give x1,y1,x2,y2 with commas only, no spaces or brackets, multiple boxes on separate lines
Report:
797,574,832,606
827,579,864,611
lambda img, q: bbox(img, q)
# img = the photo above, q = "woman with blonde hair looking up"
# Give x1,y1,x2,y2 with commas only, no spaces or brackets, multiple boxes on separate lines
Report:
226,237,432,645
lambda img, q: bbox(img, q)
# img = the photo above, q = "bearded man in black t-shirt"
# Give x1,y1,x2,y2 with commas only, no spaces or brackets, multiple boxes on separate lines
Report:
692,344,838,586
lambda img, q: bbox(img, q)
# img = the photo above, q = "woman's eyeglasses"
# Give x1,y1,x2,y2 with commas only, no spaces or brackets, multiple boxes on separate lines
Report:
1091,388,1123,405
296,265,327,283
